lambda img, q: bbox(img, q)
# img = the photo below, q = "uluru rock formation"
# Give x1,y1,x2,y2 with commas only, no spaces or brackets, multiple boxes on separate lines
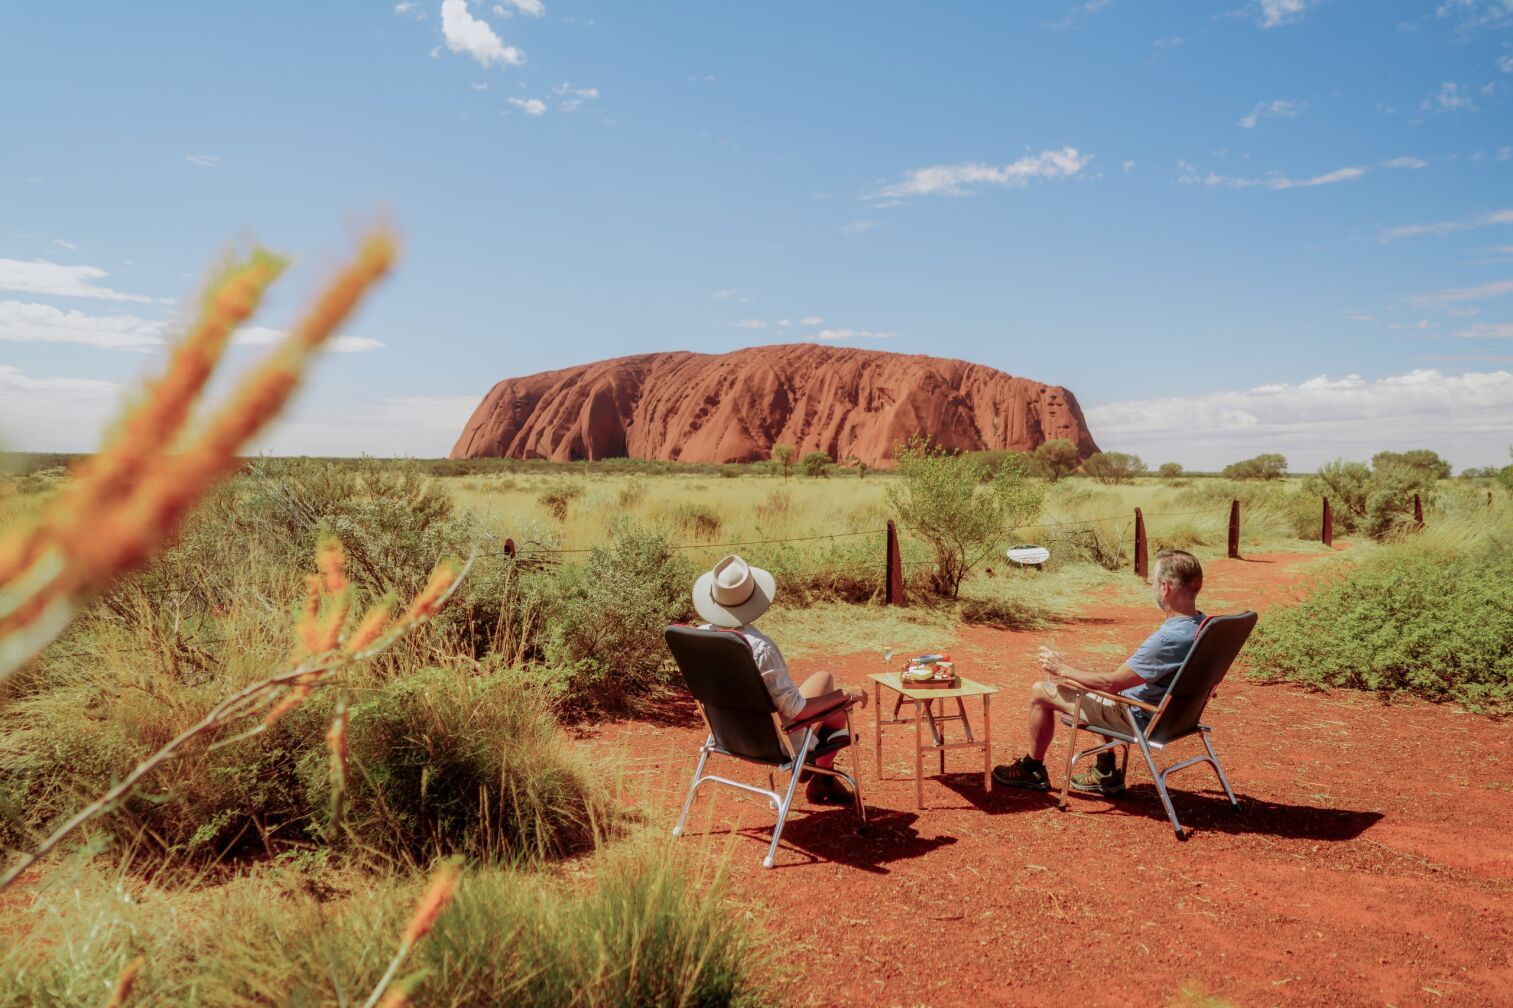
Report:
450,344,1098,467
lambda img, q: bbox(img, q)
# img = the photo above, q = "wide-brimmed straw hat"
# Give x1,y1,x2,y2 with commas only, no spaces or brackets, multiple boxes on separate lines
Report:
692,554,776,627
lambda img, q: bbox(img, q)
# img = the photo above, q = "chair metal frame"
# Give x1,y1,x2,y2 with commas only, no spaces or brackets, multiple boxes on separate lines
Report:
665,626,867,868
1057,611,1256,839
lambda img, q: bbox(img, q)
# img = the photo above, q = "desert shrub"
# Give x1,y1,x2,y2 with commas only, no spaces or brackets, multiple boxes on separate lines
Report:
1031,439,1081,482
1247,528,1513,711
960,596,1053,630
539,524,694,714
1157,462,1183,480
301,666,606,860
770,443,796,481
719,464,743,479
539,483,585,522
754,488,795,527
1082,451,1146,485
887,437,1044,597
801,450,833,478
1372,449,1452,481
668,501,722,540
1222,453,1287,480
0,844,766,1008
1308,458,1437,540
1054,523,1125,570
615,479,648,508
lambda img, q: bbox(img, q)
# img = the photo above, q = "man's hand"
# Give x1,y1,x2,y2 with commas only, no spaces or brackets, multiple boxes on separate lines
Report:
1037,646,1067,677
844,684,870,710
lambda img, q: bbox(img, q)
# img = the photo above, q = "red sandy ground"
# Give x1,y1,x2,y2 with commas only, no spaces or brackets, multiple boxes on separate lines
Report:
589,554,1513,1008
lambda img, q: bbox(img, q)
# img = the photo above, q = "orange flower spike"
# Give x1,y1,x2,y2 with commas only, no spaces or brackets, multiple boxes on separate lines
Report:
401,860,460,948
104,954,145,1008
316,535,348,594
402,559,461,624
345,594,396,654
326,708,349,781
262,682,313,728
314,591,351,654
297,574,324,655
293,230,397,352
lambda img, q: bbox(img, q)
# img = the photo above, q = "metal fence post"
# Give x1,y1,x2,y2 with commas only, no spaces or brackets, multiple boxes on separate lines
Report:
885,520,905,606
1322,497,1333,548
1227,499,1241,559
1133,508,1147,580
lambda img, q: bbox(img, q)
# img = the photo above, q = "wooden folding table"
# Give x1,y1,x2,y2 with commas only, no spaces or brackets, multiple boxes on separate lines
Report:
869,672,999,809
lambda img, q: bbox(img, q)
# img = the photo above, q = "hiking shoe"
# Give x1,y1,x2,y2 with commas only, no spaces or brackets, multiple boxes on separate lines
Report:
992,757,1051,792
805,773,850,805
1070,764,1126,797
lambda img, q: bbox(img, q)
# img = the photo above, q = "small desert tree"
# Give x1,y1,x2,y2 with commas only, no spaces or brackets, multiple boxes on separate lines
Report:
1083,451,1147,485
1222,453,1287,480
1372,449,1452,481
1157,462,1183,479
886,436,1044,598
802,449,834,477
1031,439,1081,482
771,443,796,482
1308,456,1440,539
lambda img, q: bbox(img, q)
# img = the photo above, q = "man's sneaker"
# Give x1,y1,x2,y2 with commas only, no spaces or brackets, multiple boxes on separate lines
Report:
805,773,850,805
992,756,1051,792
1070,764,1126,797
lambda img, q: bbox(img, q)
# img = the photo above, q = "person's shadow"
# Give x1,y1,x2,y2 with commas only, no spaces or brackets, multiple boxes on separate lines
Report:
709,805,958,874
935,772,1382,841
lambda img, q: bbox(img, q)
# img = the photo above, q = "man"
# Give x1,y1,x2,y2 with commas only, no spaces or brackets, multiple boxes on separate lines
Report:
992,549,1206,796
693,554,869,804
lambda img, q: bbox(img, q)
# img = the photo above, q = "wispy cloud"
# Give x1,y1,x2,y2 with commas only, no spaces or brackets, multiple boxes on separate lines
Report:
1256,0,1312,29
1435,0,1513,33
842,219,878,234
1413,277,1513,304
815,327,894,341
51,239,77,252
232,326,384,353
874,147,1091,198
710,290,738,300
1177,155,1421,191
0,300,384,353
0,365,121,452
1085,367,1513,469
1421,81,1477,114
1453,322,1513,338
1380,208,1513,241
1047,0,1115,30
730,319,766,329
184,154,219,168
1237,99,1306,128
0,259,153,303
495,0,545,16
507,96,547,116
800,316,824,326
394,1,423,19
441,0,524,68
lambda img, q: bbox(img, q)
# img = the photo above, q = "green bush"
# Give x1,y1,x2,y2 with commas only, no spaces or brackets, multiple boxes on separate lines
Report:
1082,451,1146,485
1222,453,1287,481
801,450,834,478
1157,462,1183,480
1031,439,1081,482
668,501,723,540
1247,530,1513,711
1308,458,1438,540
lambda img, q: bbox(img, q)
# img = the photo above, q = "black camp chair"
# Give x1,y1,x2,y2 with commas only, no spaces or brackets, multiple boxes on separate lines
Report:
664,625,867,868
1057,611,1258,839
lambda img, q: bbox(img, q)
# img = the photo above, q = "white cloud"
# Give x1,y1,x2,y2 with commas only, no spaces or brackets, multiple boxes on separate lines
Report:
497,0,545,15
1085,368,1513,469
0,300,163,350
394,0,423,18
232,326,384,354
1499,54,1513,73
441,0,524,68
1381,156,1428,169
1435,0,1513,33
1453,322,1513,338
507,97,547,115
552,82,598,98
184,154,219,168
1414,277,1513,304
843,219,878,234
52,239,77,252
1421,81,1477,113
814,328,894,341
1448,307,1481,316
1121,159,1136,172
1346,313,1376,321
731,319,767,329
1237,99,1306,128
253,395,483,458
777,319,792,327
1257,0,1310,28
1180,164,1366,190
875,147,1091,198
0,259,153,303
471,82,489,90
710,290,738,300
1380,208,1513,241
0,365,122,452
800,316,824,326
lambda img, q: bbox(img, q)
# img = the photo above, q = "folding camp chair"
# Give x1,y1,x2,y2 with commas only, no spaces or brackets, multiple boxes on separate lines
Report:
1058,611,1258,839
664,625,867,868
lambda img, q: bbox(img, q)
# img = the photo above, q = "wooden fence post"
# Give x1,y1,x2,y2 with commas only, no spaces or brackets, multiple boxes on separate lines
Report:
885,520,905,606
1490,491,1496,511
1322,498,1333,548
503,537,516,558
1414,493,1424,530
1133,508,1147,580
1227,499,1241,559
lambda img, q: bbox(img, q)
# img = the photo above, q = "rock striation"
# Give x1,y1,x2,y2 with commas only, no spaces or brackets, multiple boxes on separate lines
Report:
450,344,1098,467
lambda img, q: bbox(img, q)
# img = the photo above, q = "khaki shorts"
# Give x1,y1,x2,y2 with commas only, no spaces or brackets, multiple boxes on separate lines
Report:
1042,681,1134,735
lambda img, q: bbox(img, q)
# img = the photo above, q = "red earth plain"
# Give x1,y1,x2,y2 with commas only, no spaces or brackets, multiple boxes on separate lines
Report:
589,553,1513,1008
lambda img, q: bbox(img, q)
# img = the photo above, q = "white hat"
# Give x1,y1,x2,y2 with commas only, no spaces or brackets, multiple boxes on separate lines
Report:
692,554,776,627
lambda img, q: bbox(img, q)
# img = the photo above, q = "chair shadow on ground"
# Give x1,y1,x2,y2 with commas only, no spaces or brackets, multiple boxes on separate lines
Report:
934,774,1381,841
703,805,958,874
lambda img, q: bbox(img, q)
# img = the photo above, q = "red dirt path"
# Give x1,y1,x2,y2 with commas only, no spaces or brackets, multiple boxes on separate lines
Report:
589,553,1513,1008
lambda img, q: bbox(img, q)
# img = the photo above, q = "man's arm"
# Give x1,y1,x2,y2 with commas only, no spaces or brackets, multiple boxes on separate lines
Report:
1037,646,1144,694
789,686,867,723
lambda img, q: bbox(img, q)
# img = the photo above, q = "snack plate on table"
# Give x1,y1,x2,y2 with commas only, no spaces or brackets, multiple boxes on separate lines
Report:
900,653,959,690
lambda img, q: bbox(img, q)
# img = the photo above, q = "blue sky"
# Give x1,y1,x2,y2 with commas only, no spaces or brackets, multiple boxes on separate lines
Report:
2,0,1511,469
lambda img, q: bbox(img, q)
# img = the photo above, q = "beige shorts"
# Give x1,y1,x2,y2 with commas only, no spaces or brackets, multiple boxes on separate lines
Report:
1042,681,1134,735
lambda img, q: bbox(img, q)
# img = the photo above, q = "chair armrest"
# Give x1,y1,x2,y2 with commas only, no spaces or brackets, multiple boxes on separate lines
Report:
781,695,859,733
1063,684,1160,713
